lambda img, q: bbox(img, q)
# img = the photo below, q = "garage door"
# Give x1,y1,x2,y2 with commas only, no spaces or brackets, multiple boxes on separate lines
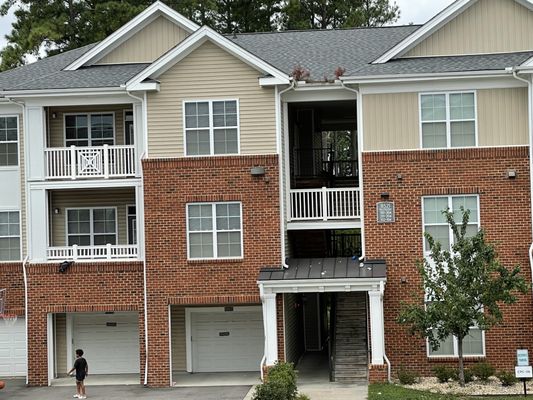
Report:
0,317,26,377
72,313,139,374
190,308,263,373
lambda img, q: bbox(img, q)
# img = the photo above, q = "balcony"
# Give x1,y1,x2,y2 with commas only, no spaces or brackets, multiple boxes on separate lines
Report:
45,145,136,180
47,244,138,261
289,187,361,222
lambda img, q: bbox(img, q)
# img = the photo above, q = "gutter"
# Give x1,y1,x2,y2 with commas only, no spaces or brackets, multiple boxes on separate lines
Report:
511,69,533,299
22,256,29,385
341,70,509,85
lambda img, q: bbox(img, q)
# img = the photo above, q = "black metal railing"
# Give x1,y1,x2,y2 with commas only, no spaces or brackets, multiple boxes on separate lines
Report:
292,147,358,181
329,233,362,258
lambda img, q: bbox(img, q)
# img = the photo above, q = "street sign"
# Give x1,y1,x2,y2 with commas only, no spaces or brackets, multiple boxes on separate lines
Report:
515,366,533,379
517,349,529,366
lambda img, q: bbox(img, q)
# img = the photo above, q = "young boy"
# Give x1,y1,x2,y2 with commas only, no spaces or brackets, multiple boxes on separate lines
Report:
68,349,88,399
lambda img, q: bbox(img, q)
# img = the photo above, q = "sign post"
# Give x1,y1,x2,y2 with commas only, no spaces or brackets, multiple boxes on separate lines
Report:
516,349,531,397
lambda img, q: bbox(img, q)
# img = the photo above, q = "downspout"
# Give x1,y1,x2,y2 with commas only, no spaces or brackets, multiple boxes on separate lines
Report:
511,70,533,297
339,81,365,262
22,256,29,385
380,281,391,383
126,90,150,387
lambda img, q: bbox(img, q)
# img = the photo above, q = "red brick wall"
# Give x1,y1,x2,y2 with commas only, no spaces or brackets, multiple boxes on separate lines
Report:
26,262,144,386
363,147,533,379
0,263,24,315
143,154,281,386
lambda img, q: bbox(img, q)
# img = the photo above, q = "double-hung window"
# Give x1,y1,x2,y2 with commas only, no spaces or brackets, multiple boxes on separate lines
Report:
420,92,476,148
65,113,114,147
0,116,18,166
422,195,484,357
67,208,117,246
187,202,242,259
0,211,20,261
184,100,239,156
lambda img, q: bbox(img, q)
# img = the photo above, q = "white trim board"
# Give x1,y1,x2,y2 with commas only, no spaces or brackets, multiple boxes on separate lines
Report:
126,26,289,90
65,2,199,70
258,278,386,295
373,0,533,64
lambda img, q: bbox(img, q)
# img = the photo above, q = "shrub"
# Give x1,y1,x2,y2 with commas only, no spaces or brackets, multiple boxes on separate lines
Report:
398,367,419,385
497,370,518,387
252,362,298,400
296,395,311,400
432,366,456,383
462,368,474,384
471,362,495,382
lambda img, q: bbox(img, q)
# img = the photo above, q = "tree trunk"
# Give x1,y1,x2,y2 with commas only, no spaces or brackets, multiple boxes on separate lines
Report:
457,337,465,386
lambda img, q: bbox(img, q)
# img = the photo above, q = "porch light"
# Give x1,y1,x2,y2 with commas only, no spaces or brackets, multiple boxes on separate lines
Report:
250,166,266,177
54,208,60,214
58,261,73,273
507,169,517,179
380,192,389,199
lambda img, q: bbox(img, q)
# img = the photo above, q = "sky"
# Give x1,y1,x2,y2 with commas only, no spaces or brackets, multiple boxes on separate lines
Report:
0,1,456,50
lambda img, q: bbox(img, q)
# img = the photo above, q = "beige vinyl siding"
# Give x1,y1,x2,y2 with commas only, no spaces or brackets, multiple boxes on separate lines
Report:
171,306,186,372
55,314,67,377
284,293,303,364
406,0,533,57
47,105,132,148
97,16,189,64
362,93,420,151
478,88,529,146
147,40,277,157
49,188,135,247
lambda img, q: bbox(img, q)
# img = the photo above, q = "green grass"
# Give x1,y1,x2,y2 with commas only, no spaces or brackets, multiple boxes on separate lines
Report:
369,383,529,400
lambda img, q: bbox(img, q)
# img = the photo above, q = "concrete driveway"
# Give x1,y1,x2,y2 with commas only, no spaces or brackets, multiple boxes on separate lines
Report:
0,379,252,400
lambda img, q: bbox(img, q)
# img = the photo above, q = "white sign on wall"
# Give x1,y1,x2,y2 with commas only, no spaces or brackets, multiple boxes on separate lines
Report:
517,349,529,366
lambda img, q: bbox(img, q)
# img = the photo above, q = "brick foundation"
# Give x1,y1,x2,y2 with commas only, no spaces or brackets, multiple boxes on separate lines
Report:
369,364,388,383
0,263,24,315
363,146,533,378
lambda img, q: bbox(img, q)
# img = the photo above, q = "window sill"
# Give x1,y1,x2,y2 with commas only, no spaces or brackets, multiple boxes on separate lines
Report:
428,356,486,362
187,258,244,265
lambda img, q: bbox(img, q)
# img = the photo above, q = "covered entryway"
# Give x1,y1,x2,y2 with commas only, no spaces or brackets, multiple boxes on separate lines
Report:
0,317,26,377
184,306,263,373
71,312,140,374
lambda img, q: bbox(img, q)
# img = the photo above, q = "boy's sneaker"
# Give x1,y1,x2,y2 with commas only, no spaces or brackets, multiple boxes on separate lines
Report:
79,396,87,399
73,395,79,398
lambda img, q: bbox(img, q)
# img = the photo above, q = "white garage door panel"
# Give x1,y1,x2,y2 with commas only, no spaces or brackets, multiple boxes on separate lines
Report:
191,310,263,373
73,313,139,374
0,318,27,377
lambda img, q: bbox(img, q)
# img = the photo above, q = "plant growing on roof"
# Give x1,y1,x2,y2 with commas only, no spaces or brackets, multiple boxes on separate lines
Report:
291,64,310,82
334,66,346,79
398,208,528,386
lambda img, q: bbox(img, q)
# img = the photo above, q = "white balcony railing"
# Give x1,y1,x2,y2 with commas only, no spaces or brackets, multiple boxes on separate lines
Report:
47,244,138,261
289,187,361,221
45,145,136,179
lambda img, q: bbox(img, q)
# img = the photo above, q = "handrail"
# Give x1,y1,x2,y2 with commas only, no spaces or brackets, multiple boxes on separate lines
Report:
289,187,361,221
47,244,138,261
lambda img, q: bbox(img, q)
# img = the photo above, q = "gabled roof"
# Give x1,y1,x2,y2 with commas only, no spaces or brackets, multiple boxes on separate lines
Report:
126,25,291,89
373,0,533,64
65,1,199,71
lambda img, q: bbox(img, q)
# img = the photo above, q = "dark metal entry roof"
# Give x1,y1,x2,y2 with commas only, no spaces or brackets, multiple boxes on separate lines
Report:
258,258,386,281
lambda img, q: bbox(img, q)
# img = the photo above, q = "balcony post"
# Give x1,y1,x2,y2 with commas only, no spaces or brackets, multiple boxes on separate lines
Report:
72,244,78,261
106,243,112,259
70,146,76,179
322,187,328,221
103,144,109,179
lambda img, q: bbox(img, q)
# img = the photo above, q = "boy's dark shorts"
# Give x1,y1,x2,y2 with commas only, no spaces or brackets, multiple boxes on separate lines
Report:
76,373,86,382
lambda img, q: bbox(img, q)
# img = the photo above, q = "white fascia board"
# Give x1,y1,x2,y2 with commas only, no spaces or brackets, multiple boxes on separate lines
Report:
518,55,533,69
373,0,476,64
65,1,200,71
258,278,386,294
1,86,126,98
341,70,509,84
126,81,160,91
28,178,142,190
126,26,289,89
259,76,291,86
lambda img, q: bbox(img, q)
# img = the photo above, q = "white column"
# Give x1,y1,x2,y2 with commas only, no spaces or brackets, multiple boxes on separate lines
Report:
26,106,46,181
135,184,144,260
47,313,54,385
28,187,48,262
133,101,145,175
369,290,385,365
261,293,278,366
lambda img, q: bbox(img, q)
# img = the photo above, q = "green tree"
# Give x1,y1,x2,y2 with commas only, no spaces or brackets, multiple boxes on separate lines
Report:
282,0,399,30
398,208,528,386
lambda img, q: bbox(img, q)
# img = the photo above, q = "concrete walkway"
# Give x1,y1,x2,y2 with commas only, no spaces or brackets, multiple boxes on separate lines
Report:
0,379,251,400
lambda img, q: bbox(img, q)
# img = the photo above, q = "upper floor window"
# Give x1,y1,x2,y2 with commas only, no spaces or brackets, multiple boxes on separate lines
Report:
0,211,20,261
422,195,479,254
0,116,18,167
67,208,117,246
65,113,114,147
187,202,242,259
184,100,239,156
420,92,476,149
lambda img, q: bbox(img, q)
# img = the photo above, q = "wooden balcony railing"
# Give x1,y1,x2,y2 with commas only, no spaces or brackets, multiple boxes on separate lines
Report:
47,244,138,261
289,187,361,221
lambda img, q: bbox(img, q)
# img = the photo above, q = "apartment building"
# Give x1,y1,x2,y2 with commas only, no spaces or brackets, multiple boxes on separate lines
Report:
1,0,533,387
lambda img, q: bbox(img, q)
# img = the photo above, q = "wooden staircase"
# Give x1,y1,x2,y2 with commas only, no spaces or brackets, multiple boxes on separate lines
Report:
332,292,368,383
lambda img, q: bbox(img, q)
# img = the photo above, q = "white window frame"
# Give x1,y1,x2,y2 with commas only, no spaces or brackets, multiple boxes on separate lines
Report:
419,91,478,149
0,209,21,262
421,194,485,358
0,115,19,169
63,112,116,147
186,202,243,260
126,204,136,246
422,195,480,255
123,110,134,146
182,99,240,157
65,207,118,247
